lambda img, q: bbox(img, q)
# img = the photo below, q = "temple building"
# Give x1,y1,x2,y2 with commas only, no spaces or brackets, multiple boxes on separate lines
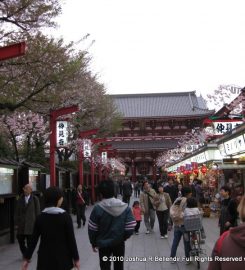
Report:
108,91,213,181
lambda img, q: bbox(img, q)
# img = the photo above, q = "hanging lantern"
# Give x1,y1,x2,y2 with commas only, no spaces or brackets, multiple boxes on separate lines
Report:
183,170,191,175
191,162,198,169
193,168,199,174
201,165,207,174
185,164,191,170
183,170,188,175
180,166,185,172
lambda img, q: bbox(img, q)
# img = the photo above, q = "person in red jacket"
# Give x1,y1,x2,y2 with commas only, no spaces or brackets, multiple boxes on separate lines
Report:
208,195,245,270
132,201,142,234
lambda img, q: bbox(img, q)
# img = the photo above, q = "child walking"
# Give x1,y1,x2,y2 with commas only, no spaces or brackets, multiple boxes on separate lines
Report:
132,201,142,234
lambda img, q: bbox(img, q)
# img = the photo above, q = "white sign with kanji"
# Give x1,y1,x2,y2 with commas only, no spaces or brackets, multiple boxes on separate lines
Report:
224,134,245,155
101,152,107,164
56,121,68,147
83,139,92,157
213,121,243,135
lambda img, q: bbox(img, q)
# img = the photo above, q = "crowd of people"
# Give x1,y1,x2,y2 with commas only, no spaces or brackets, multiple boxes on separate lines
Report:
16,177,245,270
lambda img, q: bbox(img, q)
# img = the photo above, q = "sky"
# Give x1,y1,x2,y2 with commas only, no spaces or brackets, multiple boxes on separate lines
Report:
52,0,245,98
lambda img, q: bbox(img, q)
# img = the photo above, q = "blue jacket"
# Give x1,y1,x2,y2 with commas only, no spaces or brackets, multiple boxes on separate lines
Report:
88,198,136,248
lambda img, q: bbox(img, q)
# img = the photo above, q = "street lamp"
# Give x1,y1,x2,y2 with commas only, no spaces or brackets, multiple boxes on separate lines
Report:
78,129,98,186
98,144,112,181
50,105,79,186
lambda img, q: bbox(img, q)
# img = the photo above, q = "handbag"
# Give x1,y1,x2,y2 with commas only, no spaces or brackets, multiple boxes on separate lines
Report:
145,192,160,208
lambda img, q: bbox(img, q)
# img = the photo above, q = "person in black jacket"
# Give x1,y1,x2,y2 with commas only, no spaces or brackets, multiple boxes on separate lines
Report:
164,179,178,203
21,187,80,270
219,185,238,235
88,180,136,270
122,178,133,205
16,184,40,257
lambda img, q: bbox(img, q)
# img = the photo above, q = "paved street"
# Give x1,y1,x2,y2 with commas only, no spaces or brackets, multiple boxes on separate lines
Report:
0,196,219,270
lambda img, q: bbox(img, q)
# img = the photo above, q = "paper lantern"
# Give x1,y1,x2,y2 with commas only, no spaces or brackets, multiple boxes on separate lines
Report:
201,165,207,174
193,168,199,174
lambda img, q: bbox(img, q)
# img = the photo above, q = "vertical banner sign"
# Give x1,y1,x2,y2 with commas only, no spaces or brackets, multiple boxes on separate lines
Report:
83,139,91,157
101,152,107,164
56,121,68,147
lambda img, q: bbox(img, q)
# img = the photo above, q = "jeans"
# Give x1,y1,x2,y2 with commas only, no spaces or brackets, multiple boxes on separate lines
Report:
144,209,155,231
170,225,191,258
99,242,125,270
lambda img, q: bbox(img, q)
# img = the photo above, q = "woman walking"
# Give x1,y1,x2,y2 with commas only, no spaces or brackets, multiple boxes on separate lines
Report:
22,187,80,270
156,185,172,239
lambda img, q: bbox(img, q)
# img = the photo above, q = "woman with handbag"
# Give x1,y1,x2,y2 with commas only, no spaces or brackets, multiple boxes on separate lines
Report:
156,185,172,239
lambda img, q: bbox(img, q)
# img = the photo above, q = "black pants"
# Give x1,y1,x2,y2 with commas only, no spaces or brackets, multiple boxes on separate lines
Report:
17,234,32,256
156,210,169,236
99,242,125,270
135,221,141,233
76,204,86,226
122,195,130,205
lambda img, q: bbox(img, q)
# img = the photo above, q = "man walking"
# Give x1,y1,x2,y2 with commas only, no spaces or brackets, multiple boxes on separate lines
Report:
16,184,40,257
140,180,157,234
88,180,136,270
122,178,132,205
76,184,87,228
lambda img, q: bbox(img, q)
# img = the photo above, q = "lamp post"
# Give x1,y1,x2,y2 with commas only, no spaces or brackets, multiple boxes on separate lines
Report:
78,129,98,186
98,144,112,181
50,105,79,187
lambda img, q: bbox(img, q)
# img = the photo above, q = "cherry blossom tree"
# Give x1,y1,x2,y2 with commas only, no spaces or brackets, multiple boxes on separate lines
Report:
205,84,242,112
1,111,49,161
0,0,62,43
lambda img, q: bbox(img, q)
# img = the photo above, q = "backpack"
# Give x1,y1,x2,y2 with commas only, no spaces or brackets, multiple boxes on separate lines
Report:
170,198,185,224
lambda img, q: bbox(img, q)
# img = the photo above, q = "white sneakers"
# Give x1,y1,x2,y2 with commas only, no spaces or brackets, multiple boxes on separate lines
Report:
160,235,168,239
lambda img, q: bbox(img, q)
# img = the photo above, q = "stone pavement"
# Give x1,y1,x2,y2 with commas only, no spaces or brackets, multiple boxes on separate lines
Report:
0,195,219,270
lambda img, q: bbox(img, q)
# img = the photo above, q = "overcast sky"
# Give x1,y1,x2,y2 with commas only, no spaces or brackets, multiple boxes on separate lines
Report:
52,0,245,97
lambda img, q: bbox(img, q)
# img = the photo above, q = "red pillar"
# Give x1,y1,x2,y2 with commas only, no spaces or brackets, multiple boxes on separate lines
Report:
91,158,95,204
50,113,56,186
79,150,83,185
98,163,102,182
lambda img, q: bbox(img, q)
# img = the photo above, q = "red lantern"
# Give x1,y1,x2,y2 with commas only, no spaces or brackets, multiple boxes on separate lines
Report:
193,168,199,174
201,165,207,174
179,166,184,172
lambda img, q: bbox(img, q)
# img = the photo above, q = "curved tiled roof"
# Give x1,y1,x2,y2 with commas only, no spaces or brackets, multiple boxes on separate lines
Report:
111,91,213,118
110,139,178,151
